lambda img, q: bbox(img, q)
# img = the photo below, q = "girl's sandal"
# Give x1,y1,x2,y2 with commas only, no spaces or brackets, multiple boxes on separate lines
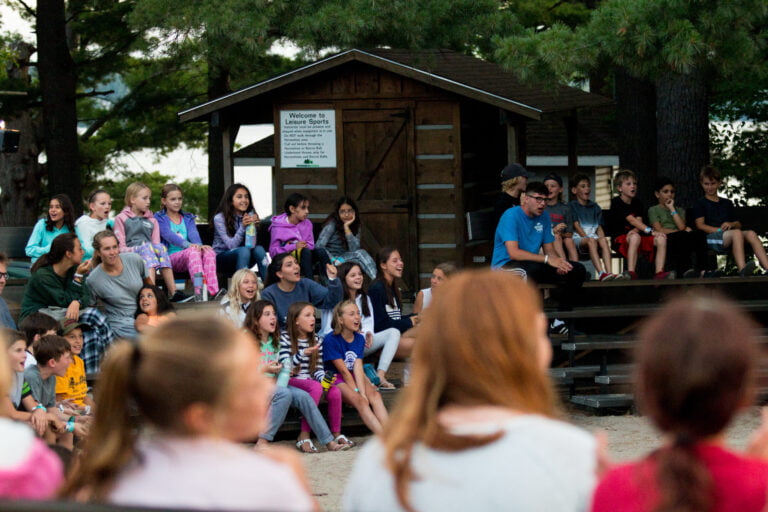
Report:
378,380,397,390
327,441,350,452
296,438,318,453
334,434,356,448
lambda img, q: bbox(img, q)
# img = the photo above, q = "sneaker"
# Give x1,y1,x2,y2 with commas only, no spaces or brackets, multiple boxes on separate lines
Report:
622,270,639,280
549,320,569,336
211,288,228,301
613,272,628,280
598,272,618,282
653,271,674,280
703,269,723,278
170,291,195,303
682,268,698,279
739,260,757,277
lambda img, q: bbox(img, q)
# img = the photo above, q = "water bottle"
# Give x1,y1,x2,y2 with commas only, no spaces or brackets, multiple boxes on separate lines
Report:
245,214,256,248
321,372,337,391
276,358,291,387
193,272,204,302
202,275,208,302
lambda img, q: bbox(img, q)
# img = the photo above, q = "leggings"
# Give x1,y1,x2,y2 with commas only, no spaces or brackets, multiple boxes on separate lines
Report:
170,247,220,295
365,328,400,372
288,377,342,433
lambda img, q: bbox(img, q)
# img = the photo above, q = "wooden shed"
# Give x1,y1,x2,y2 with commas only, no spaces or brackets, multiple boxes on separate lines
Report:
179,48,612,291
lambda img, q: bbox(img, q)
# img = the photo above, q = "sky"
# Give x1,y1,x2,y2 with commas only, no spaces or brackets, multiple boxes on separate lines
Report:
1,2,277,216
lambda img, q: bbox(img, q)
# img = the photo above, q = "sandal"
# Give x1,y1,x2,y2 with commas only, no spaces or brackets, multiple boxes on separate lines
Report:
334,434,355,448
378,380,397,390
327,441,350,452
296,438,318,453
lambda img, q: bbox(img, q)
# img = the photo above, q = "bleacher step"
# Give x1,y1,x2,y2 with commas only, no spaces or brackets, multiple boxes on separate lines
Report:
571,393,634,409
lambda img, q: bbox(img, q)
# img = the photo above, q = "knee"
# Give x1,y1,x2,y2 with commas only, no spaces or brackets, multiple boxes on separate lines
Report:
744,230,756,240
587,238,597,248
655,236,666,248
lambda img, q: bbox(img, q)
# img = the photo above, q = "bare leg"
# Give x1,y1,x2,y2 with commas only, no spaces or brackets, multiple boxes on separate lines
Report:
627,232,640,272
337,382,383,435
564,235,579,261
744,230,768,269
363,379,389,425
653,234,667,273
598,237,613,274
552,233,566,259
395,328,417,359
727,229,746,269
160,267,177,295
586,238,604,273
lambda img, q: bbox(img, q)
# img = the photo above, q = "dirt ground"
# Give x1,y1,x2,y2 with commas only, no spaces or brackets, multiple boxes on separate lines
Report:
290,406,766,512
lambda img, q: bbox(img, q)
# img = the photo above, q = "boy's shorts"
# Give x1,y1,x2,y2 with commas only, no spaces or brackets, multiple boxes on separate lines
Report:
706,231,727,254
614,234,655,262
573,233,598,254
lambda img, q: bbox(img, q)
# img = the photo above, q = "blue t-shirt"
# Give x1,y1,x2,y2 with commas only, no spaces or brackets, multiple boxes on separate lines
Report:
167,218,189,255
322,332,365,373
491,206,554,268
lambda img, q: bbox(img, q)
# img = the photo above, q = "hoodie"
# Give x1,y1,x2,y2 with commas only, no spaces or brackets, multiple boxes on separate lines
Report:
113,206,161,252
268,213,314,257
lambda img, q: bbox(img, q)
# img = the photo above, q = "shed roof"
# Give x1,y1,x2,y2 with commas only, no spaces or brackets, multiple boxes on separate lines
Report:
179,48,612,123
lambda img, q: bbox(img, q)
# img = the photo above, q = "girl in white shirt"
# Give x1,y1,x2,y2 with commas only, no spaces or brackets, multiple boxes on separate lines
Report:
62,316,315,511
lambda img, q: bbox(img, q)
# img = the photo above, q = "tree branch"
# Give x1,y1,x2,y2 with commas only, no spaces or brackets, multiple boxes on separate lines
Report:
75,89,115,100
79,80,150,141
12,0,36,18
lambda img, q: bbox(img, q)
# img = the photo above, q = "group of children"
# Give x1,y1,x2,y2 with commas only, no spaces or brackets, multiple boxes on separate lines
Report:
539,165,768,280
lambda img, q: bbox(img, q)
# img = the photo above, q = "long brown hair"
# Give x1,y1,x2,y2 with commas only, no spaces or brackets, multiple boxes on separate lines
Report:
285,301,318,376
61,317,245,501
374,247,402,308
635,293,758,512
382,270,557,511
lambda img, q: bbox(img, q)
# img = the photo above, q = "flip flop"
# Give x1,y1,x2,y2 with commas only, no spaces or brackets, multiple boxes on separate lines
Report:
296,438,318,453
378,380,397,390
334,434,356,448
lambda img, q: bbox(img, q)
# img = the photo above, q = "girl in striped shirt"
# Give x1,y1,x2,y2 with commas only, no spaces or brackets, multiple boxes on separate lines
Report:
280,302,352,449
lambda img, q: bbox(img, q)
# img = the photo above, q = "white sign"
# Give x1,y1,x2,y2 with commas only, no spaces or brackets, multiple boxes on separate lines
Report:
279,110,336,168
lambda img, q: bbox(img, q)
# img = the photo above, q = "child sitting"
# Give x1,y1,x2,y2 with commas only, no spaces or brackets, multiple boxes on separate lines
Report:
269,193,330,279
19,312,58,369
693,165,768,276
0,329,64,499
75,189,113,261
22,335,88,448
543,173,578,261
413,262,457,314
113,182,190,302
134,284,176,333
648,176,710,278
569,174,621,281
55,319,94,415
605,170,671,280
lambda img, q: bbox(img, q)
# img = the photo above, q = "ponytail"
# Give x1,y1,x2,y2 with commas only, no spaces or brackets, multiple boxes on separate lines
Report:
653,439,712,512
61,341,139,501
30,233,79,274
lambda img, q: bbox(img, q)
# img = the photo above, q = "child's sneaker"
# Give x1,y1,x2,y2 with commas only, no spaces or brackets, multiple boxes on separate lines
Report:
682,268,698,279
653,271,674,280
703,269,723,278
598,272,617,281
170,291,195,303
739,260,757,277
622,270,639,280
549,319,568,336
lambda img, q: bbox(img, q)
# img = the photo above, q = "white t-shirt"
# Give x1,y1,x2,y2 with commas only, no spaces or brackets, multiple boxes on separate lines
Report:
320,294,373,338
343,414,596,512
109,435,313,511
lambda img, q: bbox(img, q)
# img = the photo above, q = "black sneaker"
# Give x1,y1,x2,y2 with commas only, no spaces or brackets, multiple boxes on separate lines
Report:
211,289,228,301
682,268,698,279
703,269,723,278
170,291,195,303
550,321,569,336
739,260,757,277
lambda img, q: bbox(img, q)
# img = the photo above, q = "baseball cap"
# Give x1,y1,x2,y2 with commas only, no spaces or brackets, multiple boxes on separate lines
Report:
543,173,563,187
500,163,530,182
59,318,88,336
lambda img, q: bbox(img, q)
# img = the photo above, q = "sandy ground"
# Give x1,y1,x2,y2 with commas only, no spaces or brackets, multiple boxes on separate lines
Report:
284,406,766,512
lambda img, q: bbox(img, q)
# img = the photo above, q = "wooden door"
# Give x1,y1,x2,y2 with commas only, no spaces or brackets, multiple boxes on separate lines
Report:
342,107,416,292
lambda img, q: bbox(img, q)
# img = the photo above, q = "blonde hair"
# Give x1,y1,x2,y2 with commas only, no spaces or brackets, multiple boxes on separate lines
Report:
226,268,260,325
501,177,523,193
62,317,246,501
331,299,357,335
612,169,637,193
382,270,557,511
124,182,150,209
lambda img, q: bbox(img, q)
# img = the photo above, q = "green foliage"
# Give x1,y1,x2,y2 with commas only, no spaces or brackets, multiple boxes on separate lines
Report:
94,170,210,221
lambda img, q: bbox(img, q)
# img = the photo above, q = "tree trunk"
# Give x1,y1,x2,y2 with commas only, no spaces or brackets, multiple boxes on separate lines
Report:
207,63,231,219
37,0,82,215
614,68,657,206
0,42,44,226
655,70,709,208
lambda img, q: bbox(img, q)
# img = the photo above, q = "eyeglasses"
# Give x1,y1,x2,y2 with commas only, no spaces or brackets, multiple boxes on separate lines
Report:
0,272,8,280
527,195,548,204
339,209,354,215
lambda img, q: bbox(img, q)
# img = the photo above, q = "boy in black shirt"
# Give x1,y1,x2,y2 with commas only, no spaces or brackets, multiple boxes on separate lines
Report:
606,170,671,280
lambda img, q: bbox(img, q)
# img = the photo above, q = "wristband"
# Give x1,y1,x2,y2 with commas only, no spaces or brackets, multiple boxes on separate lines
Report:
354,388,359,393
58,404,65,413
33,404,46,412
74,273,84,279
66,416,75,433
717,228,722,232
544,255,549,265
670,211,677,216
644,226,652,234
